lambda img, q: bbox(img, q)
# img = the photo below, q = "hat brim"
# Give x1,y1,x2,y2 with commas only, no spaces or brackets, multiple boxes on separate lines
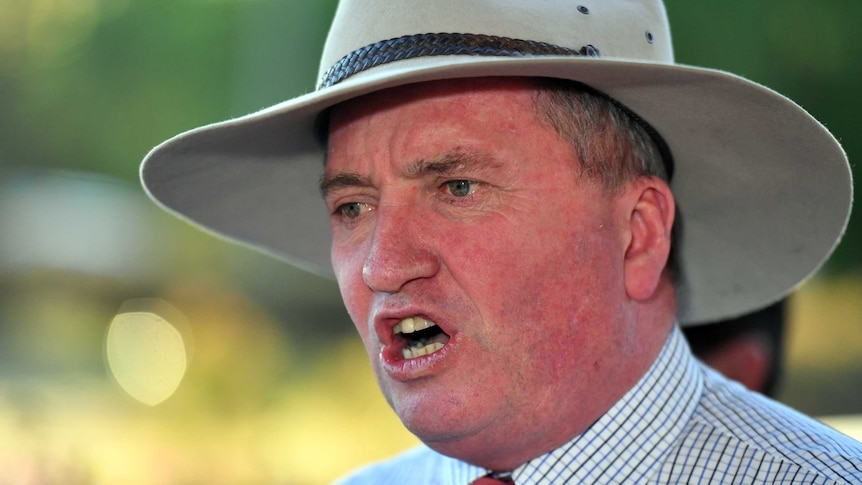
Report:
141,55,852,325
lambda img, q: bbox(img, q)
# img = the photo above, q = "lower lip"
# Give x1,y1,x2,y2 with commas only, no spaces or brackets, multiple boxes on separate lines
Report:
379,337,455,381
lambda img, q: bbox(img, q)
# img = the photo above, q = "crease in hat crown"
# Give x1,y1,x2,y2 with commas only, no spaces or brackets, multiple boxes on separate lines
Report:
317,0,674,84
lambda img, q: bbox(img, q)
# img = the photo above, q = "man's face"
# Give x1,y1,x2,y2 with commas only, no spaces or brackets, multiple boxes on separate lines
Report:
324,78,639,465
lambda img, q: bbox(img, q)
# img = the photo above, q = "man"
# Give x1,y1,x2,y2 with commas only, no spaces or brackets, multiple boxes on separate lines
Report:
685,299,787,396
141,0,861,483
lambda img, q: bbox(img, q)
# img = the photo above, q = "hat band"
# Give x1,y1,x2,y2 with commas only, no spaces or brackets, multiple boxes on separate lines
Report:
318,32,600,89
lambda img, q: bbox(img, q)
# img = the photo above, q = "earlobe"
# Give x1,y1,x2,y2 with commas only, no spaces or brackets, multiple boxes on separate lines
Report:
622,178,675,302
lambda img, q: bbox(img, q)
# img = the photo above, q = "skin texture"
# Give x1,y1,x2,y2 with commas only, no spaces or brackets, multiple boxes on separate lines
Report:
323,77,677,470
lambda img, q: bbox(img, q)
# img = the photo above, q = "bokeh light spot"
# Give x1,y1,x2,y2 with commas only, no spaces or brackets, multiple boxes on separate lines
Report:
106,300,189,406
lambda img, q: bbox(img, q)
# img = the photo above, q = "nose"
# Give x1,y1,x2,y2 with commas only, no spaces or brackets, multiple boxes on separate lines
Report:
362,204,441,293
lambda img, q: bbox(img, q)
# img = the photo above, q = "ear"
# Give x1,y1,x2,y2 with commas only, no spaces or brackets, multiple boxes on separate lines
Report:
621,177,675,302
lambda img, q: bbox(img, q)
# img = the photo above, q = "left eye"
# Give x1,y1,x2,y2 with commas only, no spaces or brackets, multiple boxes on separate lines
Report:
446,180,473,197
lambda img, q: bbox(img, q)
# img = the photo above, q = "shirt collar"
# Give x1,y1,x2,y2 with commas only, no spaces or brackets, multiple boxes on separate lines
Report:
498,325,703,484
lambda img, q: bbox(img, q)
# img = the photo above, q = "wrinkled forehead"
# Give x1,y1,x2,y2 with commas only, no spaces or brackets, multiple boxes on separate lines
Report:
321,77,543,161
336,77,537,122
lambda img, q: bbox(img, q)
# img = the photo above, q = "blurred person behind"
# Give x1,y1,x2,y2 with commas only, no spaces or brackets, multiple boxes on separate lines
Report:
684,299,786,396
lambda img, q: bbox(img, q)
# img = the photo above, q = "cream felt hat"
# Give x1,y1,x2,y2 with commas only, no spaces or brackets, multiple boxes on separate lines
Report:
140,0,852,325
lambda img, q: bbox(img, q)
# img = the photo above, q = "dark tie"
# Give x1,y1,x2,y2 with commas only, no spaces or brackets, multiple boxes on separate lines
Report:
471,472,514,484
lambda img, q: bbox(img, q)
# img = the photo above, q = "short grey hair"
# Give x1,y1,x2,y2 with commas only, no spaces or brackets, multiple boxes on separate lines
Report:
532,78,680,279
532,77,670,191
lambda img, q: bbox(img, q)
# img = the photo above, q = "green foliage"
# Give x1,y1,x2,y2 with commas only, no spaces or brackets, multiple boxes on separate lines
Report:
0,0,336,181
665,0,862,272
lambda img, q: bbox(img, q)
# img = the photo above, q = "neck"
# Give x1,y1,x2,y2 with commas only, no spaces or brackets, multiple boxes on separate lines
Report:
426,282,677,470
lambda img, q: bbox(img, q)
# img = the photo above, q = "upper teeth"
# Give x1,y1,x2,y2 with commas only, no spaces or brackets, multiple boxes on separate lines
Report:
393,317,435,334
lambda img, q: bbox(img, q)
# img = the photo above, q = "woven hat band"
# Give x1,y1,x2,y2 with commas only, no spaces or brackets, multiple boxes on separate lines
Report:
318,32,600,89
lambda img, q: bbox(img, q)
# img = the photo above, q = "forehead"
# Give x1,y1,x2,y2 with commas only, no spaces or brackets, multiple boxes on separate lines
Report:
326,77,541,137
321,76,589,199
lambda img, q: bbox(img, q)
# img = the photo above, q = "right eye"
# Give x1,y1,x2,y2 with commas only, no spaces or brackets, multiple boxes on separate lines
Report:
445,179,474,197
337,202,370,220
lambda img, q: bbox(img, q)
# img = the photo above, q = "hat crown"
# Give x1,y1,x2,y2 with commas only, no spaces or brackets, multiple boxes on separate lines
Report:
318,0,674,84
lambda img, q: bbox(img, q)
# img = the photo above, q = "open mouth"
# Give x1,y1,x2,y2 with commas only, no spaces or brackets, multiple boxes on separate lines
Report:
394,317,450,359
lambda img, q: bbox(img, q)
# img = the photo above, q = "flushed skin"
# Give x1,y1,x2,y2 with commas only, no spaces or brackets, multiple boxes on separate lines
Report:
323,77,677,470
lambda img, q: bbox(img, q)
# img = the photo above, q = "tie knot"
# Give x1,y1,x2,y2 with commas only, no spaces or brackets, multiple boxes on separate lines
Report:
470,471,514,484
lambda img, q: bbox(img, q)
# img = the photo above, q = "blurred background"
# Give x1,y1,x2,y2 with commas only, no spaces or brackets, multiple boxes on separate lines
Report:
0,0,860,483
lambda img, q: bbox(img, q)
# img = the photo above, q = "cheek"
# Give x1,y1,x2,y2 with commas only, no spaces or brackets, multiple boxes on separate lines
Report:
332,246,372,338
466,220,621,339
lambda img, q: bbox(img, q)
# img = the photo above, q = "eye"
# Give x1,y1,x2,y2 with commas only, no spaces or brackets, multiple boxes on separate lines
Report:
338,202,366,219
446,180,473,197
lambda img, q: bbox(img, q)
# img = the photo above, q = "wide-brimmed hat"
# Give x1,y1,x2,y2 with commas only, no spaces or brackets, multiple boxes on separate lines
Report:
140,0,852,325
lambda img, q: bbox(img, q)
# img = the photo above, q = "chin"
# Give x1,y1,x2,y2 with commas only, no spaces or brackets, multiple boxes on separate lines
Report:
390,389,487,445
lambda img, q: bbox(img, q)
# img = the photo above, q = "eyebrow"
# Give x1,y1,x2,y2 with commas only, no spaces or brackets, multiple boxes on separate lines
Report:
319,148,500,198
319,172,370,198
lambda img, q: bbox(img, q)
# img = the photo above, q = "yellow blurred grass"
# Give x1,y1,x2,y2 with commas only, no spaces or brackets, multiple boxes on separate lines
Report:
0,338,417,485
0,276,858,484
777,276,862,419
787,276,862,370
